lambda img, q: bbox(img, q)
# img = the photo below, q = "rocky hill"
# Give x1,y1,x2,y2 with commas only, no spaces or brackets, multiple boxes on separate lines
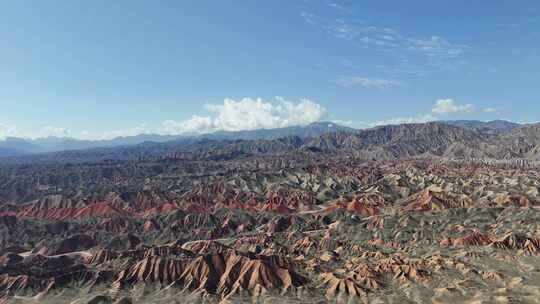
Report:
0,155,539,303
305,122,499,159
1,121,540,303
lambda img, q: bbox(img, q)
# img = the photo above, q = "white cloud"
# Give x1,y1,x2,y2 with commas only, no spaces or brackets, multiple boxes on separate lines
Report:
1,97,501,141
327,2,348,11
331,119,355,126
35,126,71,138
305,15,470,59
367,114,437,127
99,123,150,140
336,76,403,89
160,97,327,135
0,123,19,140
301,12,470,74
432,99,474,115
162,116,214,135
360,98,494,128
406,36,468,57
0,124,71,140
300,12,317,25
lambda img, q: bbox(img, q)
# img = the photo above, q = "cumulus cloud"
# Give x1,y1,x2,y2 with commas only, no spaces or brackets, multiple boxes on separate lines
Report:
161,97,327,135
336,76,403,89
432,99,474,115
482,107,497,113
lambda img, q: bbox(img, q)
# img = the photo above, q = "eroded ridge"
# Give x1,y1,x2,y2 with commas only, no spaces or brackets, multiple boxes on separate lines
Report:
1,158,540,303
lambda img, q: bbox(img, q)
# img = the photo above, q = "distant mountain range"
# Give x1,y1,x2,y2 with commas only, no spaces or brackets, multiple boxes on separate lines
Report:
0,134,184,156
2,119,539,166
0,122,353,157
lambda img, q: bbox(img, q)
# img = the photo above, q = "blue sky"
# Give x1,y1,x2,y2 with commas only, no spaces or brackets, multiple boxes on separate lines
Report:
0,0,539,139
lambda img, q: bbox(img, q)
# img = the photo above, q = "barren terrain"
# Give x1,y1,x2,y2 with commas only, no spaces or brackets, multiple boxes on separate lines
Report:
1,123,540,303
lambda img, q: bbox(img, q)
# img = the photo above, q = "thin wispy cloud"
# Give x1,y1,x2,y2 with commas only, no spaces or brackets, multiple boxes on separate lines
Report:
482,107,497,113
300,8,472,76
375,64,429,77
326,1,350,13
328,3,345,10
432,99,475,115
300,11,317,25
335,76,404,89
301,11,470,59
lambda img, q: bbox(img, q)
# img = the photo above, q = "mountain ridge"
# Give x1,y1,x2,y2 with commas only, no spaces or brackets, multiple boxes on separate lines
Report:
1,120,536,165
0,121,352,157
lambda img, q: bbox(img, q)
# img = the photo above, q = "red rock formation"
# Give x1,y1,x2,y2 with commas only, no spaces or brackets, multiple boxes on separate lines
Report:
140,202,178,216
368,239,401,249
440,231,493,247
261,191,316,214
19,202,133,220
87,249,118,265
324,191,385,216
142,245,193,258
401,187,471,212
115,256,185,284
114,250,307,299
490,233,540,254
442,232,540,255
373,256,427,282
97,217,136,233
494,193,535,207
0,274,47,293
217,251,307,298
181,240,229,255
318,273,367,300
142,219,160,232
